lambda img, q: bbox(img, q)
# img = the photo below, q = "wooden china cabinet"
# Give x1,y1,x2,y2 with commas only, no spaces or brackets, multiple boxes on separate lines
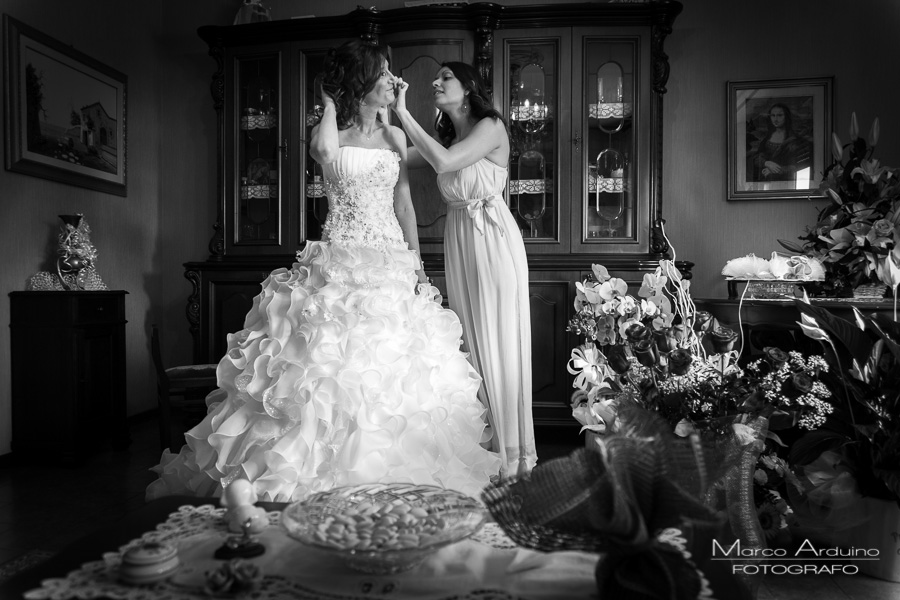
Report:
185,1,688,426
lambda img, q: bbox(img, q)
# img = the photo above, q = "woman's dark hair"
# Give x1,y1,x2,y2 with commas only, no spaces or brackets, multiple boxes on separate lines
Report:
434,62,507,147
320,39,390,129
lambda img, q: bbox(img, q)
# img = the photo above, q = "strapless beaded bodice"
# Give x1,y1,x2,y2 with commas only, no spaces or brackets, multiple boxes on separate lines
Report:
321,147,406,251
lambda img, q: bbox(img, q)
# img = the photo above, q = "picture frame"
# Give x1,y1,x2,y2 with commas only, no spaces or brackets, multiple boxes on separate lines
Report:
726,77,832,201
4,15,127,196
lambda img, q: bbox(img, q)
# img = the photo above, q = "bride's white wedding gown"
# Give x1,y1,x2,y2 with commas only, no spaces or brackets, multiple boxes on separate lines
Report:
146,146,501,502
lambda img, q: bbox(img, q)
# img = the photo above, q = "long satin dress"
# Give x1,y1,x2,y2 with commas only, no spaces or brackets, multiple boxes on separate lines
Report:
146,147,501,502
437,158,537,478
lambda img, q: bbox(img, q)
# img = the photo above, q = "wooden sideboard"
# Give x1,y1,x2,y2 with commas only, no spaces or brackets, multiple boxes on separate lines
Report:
8,291,130,461
694,297,897,362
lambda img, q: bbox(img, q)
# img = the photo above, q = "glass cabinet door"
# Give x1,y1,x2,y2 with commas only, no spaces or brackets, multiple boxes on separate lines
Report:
500,35,567,251
577,36,638,250
300,49,329,244
234,51,283,248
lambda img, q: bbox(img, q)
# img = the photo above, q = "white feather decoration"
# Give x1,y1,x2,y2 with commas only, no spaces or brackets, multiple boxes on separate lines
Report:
769,252,792,279
721,254,772,279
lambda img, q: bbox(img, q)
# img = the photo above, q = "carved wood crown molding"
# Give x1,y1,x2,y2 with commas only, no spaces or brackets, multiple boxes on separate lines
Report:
197,2,682,49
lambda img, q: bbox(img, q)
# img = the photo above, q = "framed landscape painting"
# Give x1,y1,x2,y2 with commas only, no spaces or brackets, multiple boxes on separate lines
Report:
727,77,832,201
4,15,127,196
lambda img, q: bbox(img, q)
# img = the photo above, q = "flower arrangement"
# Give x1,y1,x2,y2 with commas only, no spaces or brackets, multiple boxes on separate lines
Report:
566,261,843,547
789,297,900,506
779,113,900,297
566,260,831,437
566,259,712,433
648,347,834,438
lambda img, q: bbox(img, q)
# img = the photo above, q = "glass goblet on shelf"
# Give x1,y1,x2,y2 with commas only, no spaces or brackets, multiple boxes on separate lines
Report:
520,208,546,238
594,148,625,237
595,196,624,238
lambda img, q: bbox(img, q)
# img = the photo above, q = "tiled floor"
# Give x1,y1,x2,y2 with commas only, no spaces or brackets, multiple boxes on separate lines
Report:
0,417,897,599
0,415,162,564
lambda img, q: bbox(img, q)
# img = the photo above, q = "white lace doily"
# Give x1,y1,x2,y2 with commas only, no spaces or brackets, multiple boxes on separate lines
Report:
23,505,547,600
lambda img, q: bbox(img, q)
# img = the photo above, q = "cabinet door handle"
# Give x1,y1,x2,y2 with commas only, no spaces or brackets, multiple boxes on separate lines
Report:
278,139,288,159
573,134,582,152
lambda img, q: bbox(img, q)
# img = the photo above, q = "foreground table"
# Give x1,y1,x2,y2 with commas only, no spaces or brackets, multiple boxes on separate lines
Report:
0,497,229,598
0,496,599,600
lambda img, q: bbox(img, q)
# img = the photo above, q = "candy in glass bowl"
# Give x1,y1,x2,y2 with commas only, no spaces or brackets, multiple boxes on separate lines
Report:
280,482,487,574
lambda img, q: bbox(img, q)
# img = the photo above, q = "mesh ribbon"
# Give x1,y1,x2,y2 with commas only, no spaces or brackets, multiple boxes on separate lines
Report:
481,405,755,600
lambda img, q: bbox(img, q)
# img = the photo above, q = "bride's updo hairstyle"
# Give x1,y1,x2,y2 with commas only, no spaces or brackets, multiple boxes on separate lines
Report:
435,62,507,148
321,39,391,129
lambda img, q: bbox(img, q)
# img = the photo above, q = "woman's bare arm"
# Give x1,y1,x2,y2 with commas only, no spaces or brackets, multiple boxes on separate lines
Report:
391,80,500,173
387,127,427,283
309,95,340,165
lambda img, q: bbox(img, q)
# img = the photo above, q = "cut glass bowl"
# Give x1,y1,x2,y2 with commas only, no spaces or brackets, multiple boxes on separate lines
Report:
280,482,486,574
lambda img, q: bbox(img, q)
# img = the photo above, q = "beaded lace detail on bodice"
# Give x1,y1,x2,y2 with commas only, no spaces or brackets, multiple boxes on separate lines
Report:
321,147,406,252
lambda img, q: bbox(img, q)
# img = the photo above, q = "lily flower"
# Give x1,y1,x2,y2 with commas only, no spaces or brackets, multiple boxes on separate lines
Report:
850,158,888,185
831,132,843,163
825,187,843,205
567,344,613,390
797,312,830,343
869,117,880,147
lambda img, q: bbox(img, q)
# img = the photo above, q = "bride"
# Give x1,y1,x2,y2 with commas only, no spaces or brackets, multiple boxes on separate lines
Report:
146,40,501,503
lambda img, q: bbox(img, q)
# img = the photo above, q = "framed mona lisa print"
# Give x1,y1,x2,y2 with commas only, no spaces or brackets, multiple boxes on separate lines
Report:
727,77,832,201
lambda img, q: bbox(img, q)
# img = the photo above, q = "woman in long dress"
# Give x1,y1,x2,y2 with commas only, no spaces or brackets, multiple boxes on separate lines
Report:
391,63,537,478
146,41,500,503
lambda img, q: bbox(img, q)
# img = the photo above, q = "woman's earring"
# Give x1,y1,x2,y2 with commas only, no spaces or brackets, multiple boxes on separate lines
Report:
462,102,469,113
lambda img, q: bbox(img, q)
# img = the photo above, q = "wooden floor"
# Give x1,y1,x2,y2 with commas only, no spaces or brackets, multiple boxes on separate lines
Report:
0,417,897,599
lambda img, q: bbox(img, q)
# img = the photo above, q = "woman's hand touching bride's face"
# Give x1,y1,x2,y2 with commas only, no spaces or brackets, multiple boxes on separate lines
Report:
391,78,410,113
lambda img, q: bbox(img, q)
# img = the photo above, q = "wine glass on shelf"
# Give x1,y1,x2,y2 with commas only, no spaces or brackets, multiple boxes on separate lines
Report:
515,149,547,238
594,148,625,238
596,194,624,238
520,205,546,238
246,196,270,240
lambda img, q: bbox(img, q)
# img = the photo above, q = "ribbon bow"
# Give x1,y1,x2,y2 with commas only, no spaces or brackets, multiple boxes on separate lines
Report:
482,404,758,600
786,255,814,278
465,194,505,236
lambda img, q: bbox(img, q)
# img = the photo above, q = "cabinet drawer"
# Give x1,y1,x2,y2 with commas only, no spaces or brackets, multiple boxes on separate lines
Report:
9,291,126,326
76,296,123,323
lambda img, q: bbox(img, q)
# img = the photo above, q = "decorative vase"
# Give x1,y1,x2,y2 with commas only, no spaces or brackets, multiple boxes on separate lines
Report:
233,0,271,25
24,213,108,292
840,496,900,582
56,214,87,290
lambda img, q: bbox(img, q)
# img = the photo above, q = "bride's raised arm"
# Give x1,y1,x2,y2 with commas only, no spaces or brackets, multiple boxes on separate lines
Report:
310,93,340,165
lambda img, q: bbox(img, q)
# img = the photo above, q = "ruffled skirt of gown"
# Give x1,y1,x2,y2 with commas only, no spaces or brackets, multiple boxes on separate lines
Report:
146,241,501,502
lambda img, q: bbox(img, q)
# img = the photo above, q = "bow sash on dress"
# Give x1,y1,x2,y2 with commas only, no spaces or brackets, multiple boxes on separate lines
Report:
452,194,505,236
